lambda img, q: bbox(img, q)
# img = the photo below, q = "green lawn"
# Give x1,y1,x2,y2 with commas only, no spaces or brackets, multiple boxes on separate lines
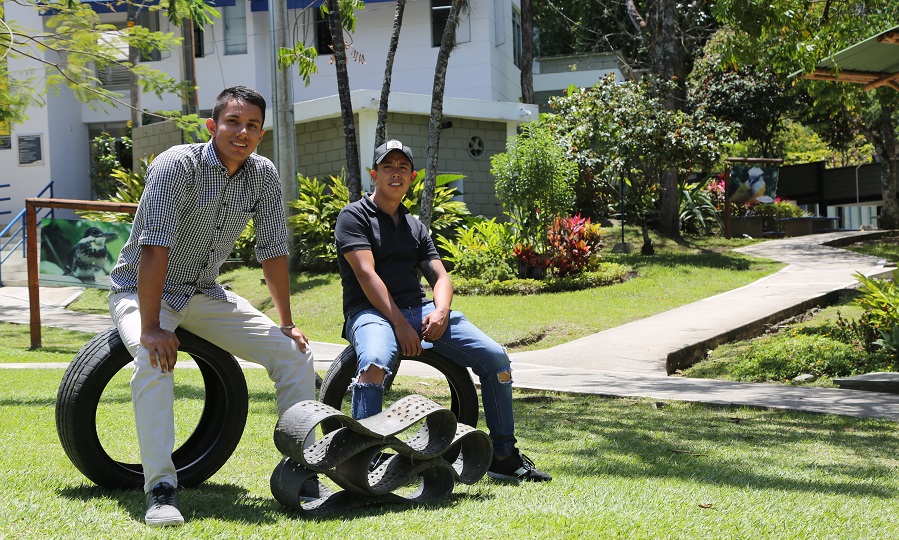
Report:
68,232,782,352
3,364,898,538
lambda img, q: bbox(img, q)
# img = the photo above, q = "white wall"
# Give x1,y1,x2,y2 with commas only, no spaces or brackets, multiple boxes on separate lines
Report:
189,1,523,111
0,5,53,227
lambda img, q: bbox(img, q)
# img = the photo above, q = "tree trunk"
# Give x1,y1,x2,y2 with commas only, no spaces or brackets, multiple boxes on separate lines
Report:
649,0,682,237
421,0,466,231
519,0,534,104
374,0,406,155
326,0,362,201
876,97,898,229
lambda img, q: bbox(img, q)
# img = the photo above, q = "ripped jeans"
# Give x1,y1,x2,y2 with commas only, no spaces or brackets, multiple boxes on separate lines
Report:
346,302,517,457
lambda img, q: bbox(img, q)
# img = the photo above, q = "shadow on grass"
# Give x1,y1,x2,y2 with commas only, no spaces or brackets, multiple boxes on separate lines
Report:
58,481,494,524
512,394,899,498
611,251,758,271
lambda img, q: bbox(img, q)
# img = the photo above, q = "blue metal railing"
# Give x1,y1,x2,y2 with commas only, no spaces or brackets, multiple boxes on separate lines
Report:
0,181,55,284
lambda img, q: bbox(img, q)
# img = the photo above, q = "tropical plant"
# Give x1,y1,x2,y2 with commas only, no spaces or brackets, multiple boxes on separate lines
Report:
288,169,470,271
403,170,471,241
679,178,721,234
436,218,515,281
90,131,133,199
78,156,152,223
546,214,604,277
287,172,351,272
853,270,899,334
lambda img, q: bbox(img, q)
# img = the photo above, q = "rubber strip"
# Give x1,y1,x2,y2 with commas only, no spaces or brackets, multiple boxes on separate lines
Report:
270,394,493,513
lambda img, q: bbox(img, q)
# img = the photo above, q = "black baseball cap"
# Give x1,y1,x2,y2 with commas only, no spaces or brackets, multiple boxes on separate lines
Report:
373,139,414,168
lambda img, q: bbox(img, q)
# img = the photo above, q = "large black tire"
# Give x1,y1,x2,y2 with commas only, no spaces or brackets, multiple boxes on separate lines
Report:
318,346,479,434
56,327,249,490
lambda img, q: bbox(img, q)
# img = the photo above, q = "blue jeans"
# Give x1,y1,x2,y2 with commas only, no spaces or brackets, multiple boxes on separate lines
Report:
345,302,517,457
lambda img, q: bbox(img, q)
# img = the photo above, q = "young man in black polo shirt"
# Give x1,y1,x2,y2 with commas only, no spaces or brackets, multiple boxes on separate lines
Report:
333,139,551,482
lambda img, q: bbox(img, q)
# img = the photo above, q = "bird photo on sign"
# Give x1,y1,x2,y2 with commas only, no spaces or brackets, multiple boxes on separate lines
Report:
39,218,131,288
728,164,780,205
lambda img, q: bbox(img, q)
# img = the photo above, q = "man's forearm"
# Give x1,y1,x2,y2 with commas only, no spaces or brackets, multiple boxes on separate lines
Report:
137,245,169,330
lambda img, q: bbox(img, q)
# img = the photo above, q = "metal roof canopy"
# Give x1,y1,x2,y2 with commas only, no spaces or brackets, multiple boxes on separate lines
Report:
803,25,899,91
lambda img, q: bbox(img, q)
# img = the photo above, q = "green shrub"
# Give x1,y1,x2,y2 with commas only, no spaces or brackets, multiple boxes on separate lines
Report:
436,218,515,281
452,262,630,295
491,122,577,255
90,131,132,199
752,201,808,232
287,172,349,272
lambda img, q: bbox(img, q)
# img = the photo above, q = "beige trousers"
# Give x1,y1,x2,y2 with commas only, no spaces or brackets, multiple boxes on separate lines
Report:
109,292,315,493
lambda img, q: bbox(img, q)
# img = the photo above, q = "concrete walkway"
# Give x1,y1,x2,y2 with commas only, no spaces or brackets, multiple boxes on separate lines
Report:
3,230,899,421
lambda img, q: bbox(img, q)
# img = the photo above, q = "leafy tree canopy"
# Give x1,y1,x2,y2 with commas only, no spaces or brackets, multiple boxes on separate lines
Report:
0,0,217,125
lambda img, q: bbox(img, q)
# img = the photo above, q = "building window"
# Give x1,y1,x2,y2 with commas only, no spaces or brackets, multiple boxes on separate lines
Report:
194,24,205,58
315,8,334,53
512,7,522,68
136,10,162,61
431,0,452,47
223,0,248,56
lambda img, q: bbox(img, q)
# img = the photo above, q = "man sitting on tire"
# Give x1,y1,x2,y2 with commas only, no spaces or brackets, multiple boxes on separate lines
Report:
334,139,551,484
108,86,316,526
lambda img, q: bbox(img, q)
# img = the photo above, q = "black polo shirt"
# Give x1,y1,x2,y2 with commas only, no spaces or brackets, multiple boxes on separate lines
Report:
335,194,439,320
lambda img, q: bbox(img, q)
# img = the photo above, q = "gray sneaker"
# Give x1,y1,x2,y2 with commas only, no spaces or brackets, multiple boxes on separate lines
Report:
145,482,184,526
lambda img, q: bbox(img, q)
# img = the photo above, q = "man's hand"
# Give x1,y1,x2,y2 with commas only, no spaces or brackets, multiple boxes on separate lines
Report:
394,321,423,356
141,327,180,373
421,307,450,342
281,326,310,353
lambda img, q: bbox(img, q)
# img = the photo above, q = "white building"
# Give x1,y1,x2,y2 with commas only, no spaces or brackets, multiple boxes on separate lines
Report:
0,0,628,226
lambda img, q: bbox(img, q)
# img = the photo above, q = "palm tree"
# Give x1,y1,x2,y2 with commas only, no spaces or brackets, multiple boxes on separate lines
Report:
325,0,363,201
421,0,469,231
374,0,407,153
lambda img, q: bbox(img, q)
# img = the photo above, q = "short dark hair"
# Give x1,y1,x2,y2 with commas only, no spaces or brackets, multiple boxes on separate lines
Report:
212,86,267,124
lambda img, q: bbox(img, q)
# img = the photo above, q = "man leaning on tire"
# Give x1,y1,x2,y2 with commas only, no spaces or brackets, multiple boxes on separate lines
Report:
108,86,316,526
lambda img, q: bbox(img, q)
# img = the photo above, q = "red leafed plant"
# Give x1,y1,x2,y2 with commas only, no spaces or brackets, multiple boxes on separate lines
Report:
546,214,601,277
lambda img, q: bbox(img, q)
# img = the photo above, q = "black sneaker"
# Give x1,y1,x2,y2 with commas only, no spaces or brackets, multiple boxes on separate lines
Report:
145,482,184,526
487,451,552,483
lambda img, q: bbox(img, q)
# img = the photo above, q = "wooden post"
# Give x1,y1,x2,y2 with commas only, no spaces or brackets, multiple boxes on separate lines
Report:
723,164,731,239
24,198,138,349
25,201,40,348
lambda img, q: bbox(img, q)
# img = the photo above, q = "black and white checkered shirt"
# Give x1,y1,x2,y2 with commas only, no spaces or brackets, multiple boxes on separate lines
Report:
110,141,288,311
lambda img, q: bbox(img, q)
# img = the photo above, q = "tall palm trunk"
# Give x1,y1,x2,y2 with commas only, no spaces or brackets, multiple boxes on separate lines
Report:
421,0,468,231
326,0,362,201
374,0,407,154
519,0,534,104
